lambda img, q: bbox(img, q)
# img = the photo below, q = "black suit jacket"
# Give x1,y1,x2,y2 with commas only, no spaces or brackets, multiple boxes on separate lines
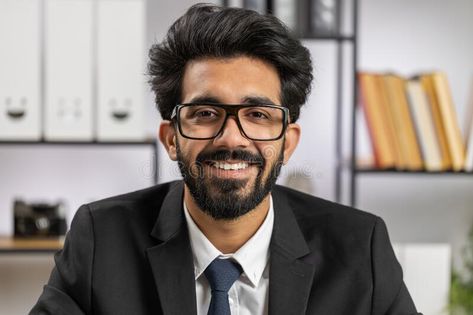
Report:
30,180,420,315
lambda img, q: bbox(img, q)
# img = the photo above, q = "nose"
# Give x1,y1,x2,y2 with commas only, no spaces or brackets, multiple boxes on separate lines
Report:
212,116,251,148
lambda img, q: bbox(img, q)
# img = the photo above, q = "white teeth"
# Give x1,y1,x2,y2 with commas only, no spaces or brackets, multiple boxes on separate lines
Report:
213,162,249,170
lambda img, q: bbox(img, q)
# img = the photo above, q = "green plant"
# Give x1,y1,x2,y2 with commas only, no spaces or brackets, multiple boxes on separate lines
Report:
450,228,473,314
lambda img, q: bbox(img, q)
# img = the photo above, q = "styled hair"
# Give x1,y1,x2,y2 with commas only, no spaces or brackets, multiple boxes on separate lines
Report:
148,3,313,122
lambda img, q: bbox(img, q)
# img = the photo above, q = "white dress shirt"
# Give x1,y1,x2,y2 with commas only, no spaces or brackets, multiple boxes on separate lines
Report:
183,196,274,315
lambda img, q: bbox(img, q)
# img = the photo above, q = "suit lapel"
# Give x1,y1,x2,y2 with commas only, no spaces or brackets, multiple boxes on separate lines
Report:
269,188,316,315
146,181,197,315
145,182,317,315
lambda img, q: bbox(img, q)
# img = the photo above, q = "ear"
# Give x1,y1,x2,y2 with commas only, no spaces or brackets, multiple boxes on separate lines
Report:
282,123,301,164
159,120,178,161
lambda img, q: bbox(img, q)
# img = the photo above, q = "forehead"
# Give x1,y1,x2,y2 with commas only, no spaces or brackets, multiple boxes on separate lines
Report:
181,56,281,104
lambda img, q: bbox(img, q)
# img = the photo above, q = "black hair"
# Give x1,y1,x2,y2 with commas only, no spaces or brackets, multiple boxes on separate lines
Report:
148,3,313,122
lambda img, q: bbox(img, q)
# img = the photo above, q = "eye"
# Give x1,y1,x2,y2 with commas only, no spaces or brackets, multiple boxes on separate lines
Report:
191,107,221,121
246,110,270,120
195,110,215,118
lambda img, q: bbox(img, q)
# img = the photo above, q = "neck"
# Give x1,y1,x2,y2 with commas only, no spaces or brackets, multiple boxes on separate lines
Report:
184,185,270,254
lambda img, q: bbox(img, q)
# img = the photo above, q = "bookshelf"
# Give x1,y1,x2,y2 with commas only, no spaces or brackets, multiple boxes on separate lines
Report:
0,0,155,245
350,73,473,206
347,1,473,222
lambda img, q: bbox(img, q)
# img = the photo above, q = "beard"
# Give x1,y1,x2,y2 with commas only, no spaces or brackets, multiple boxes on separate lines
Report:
176,140,284,220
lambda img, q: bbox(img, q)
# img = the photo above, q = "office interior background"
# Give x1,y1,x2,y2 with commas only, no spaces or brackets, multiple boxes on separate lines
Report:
1,0,473,314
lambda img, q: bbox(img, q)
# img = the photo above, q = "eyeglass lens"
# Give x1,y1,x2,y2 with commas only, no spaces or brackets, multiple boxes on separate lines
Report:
178,105,285,140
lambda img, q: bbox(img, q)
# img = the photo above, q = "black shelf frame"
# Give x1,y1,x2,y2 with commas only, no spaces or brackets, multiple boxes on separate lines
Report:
335,0,358,204
349,0,359,206
354,169,473,175
0,140,155,146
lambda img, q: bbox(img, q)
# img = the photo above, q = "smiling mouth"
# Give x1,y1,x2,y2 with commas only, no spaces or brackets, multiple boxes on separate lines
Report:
7,110,26,119
204,159,263,171
211,161,250,170
112,110,130,120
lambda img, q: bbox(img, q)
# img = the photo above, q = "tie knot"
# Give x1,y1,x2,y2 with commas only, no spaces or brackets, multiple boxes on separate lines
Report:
204,258,242,293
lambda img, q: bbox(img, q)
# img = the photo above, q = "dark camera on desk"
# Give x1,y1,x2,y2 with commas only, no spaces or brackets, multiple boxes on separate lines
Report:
14,200,67,237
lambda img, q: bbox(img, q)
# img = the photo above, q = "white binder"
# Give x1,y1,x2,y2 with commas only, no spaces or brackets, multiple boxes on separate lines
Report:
44,0,94,141
96,0,146,141
0,0,41,140
394,243,451,315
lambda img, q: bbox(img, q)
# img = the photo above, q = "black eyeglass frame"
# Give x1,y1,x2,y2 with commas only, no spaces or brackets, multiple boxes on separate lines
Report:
170,103,290,141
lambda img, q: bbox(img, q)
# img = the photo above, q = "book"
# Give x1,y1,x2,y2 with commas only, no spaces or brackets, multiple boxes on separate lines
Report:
358,73,396,169
420,74,453,170
430,72,465,171
464,78,473,171
377,75,405,169
356,106,375,169
383,75,423,170
406,79,443,171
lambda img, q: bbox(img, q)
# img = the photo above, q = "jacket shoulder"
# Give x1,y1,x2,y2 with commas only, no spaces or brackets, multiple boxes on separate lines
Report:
84,180,181,225
273,184,379,236
274,184,377,220
87,181,178,209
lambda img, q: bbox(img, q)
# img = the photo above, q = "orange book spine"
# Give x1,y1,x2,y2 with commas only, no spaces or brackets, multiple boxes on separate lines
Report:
381,75,406,169
359,73,396,169
391,75,423,170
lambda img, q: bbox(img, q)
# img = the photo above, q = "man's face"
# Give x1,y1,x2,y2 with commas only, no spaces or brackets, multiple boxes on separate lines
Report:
160,56,300,220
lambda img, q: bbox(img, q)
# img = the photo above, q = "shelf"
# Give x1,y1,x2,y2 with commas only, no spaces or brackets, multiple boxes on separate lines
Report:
355,169,473,175
0,140,156,146
0,138,159,184
0,237,64,254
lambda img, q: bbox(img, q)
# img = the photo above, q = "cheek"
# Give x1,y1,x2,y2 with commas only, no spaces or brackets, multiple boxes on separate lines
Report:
178,139,209,161
258,143,283,175
259,143,282,163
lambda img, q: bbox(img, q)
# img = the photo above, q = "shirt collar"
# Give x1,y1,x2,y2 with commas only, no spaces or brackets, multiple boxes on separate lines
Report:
183,195,274,288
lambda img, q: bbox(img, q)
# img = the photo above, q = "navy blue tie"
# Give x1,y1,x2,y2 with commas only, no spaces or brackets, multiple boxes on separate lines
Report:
204,258,243,315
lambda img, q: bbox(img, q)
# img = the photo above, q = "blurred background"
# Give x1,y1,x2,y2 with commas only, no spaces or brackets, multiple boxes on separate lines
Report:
1,0,473,314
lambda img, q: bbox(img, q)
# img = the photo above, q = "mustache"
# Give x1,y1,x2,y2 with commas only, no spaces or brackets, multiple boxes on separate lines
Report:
195,149,264,166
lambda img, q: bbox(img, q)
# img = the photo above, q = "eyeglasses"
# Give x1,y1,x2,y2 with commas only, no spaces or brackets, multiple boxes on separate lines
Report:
170,103,290,141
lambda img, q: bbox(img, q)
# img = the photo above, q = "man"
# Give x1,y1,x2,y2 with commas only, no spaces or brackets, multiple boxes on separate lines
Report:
31,4,420,315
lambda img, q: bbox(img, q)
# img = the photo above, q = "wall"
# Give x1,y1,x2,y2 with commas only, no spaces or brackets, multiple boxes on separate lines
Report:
1,0,472,314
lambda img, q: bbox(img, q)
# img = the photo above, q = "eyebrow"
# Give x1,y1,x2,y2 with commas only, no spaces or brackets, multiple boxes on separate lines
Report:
243,96,277,105
187,94,277,105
